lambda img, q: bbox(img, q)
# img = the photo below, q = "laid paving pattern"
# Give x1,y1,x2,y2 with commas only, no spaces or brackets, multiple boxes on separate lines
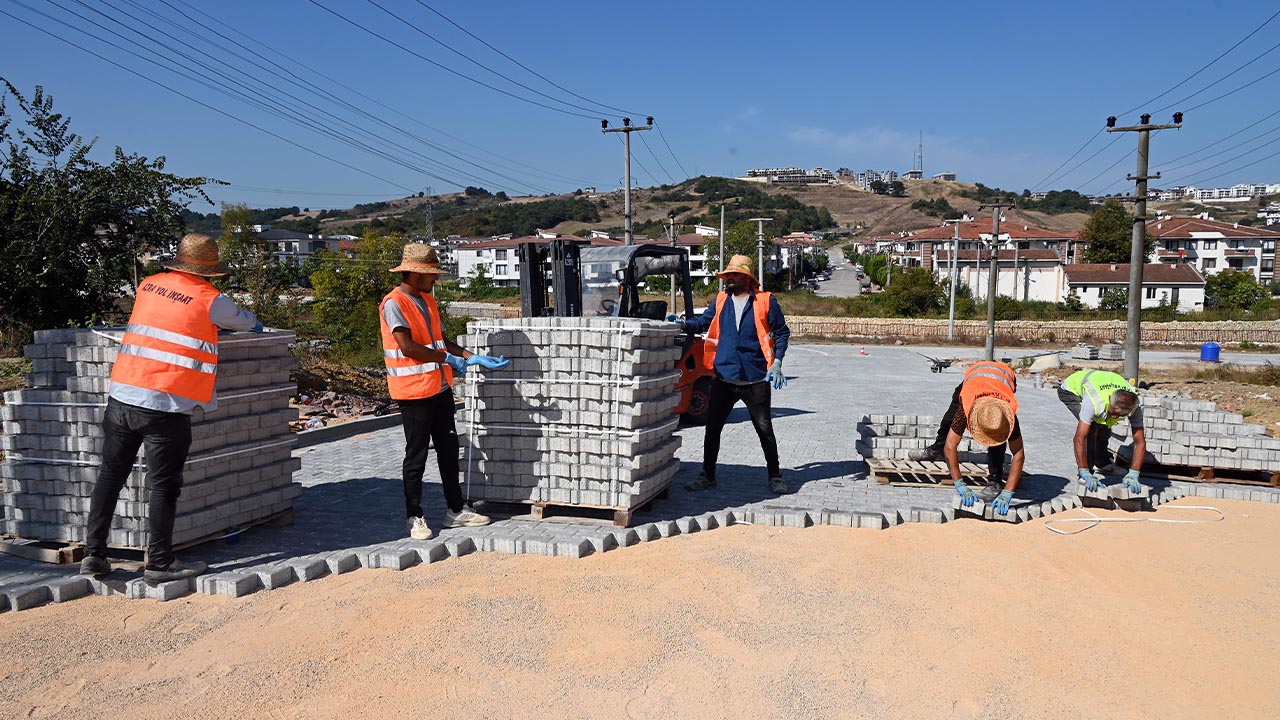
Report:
2,344,1278,610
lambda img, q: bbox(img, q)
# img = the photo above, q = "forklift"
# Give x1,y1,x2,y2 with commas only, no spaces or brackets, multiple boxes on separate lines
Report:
517,239,715,425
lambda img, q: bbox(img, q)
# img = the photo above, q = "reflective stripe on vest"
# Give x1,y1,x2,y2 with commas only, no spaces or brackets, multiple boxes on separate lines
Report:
959,361,1018,416
379,288,453,400
1068,369,1132,426
701,291,775,371
109,272,221,404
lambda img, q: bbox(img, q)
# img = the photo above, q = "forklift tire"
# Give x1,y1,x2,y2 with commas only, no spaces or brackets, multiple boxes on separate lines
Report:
681,377,714,426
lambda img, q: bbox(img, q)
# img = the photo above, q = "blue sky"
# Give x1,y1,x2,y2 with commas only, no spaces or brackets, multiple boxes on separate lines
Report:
2,0,1278,211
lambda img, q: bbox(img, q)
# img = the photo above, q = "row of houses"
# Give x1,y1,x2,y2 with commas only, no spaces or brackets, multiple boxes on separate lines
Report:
867,215,1279,312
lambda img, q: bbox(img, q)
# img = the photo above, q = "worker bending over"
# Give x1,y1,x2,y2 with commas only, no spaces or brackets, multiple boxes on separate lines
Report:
911,361,1025,516
380,244,509,540
669,254,792,495
1058,369,1146,494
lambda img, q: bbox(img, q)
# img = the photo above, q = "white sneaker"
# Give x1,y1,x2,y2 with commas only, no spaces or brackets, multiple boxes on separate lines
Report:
408,516,433,540
443,507,491,528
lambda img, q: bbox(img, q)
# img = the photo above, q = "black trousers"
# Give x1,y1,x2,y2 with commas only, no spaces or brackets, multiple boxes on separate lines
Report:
703,378,781,480
400,389,463,517
930,383,1013,484
1057,387,1111,468
85,397,191,568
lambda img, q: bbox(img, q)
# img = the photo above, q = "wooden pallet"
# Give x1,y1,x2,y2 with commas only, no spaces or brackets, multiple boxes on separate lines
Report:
868,458,998,487
494,483,671,527
1114,451,1279,488
0,508,296,565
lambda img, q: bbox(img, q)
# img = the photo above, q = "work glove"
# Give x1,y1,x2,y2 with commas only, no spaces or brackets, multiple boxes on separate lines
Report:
1078,468,1102,492
443,353,467,375
954,479,977,507
1122,469,1143,493
992,489,1014,516
665,313,685,330
465,354,510,370
767,360,787,390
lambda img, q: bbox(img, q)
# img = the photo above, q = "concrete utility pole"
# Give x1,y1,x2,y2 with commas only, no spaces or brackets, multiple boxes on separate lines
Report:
977,202,1011,360
749,217,773,290
668,212,677,312
1107,112,1182,383
421,185,434,241
719,204,726,292
943,218,964,341
601,117,653,245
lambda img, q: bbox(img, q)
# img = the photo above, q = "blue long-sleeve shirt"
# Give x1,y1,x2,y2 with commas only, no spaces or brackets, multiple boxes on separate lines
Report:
685,291,790,383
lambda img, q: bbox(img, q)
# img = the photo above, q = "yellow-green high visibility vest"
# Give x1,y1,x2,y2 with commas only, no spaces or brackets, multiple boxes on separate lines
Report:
1064,369,1135,427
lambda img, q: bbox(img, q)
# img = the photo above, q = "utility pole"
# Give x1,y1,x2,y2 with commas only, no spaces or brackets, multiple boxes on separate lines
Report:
421,185,434,242
1107,112,1183,383
943,217,964,341
977,202,1011,360
719,204,726,292
601,117,654,245
668,212,677,312
749,217,773,290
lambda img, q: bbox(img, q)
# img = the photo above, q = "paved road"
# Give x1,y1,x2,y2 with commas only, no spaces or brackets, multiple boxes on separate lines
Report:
817,246,865,298
873,344,1280,369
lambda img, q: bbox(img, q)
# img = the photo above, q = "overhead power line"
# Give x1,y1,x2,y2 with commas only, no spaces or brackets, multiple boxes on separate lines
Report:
638,133,676,184
305,0,598,120
1030,128,1103,192
0,3,413,193
654,122,690,180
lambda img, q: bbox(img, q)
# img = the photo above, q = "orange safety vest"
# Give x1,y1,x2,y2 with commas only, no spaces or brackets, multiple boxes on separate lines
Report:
379,288,453,400
110,272,222,404
701,291,776,370
958,360,1019,416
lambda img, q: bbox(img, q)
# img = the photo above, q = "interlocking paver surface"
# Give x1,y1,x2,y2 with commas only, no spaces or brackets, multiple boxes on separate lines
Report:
1,343,1276,607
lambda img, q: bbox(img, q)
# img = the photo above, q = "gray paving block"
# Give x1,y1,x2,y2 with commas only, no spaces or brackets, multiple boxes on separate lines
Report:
369,547,421,571
443,537,477,557
128,577,194,601
252,565,294,590
906,506,946,523
46,576,92,603
324,552,360,575
404,541,451,564
285,556,330,582
588,533,619,553
197,572,260,598
674,516,701,534
608,529,641,547
631,523,662,542
553,539,595,558
4,584,51,611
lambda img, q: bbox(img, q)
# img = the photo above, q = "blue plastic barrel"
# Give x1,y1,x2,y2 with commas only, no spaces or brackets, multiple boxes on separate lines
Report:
1200,341,1221,362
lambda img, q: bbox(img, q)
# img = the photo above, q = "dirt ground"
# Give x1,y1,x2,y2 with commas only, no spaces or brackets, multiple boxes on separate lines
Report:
1,497,1276,720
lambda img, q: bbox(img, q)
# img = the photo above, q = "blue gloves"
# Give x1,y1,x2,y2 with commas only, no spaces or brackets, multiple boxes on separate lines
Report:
666,313,685,330
1078,468,1102,492
993,489,1014,516
954,479,977,507
767,360,787,390
443,353,467,375
465,355,509,370
1122,469,1142,493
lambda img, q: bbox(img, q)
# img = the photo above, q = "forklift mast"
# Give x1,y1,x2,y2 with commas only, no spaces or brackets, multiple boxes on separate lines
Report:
517,240,582,317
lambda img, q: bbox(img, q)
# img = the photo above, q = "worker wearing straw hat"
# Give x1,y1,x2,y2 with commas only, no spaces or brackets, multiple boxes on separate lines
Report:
669,254,792,495
81,233,263,585
380,243,509,541
911,360,1026,516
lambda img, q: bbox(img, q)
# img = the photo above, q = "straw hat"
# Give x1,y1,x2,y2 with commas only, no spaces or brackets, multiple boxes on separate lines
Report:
390,243,445,274
163,233,230,277
716,254,759,286
969,396,1015,447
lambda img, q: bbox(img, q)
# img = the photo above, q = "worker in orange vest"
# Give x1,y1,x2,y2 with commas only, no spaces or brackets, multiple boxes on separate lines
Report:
669,254,791,495
380,243,509,541
910,361,1025,516
81,234,262,584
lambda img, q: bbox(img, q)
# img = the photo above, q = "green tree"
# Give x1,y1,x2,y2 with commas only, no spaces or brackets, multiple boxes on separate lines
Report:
308,229,405,361
890,180,907,197
0,80,212,345
703,220,761,275
1099,286,1129,311
1081,200,1151,263
1205,270,1268,309
869,180,888,195
465,262,496,298
217,203,295,327
880,267,945,317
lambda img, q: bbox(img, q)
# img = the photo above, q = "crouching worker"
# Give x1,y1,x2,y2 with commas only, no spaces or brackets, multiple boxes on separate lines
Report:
381,244,509,541
911,361,1025,516
81,234,263,584
1058,369,1145,494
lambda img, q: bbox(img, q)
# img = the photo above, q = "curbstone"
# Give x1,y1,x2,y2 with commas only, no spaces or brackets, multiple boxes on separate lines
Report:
4,584,51,611
47,576,92,603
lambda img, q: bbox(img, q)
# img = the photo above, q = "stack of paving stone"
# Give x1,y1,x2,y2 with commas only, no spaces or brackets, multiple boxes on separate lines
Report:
454,317,683,516
856,415,989,462
1110,396,1280,470
1070,343,1100,360
0,327,302,551
1099,343,1124,361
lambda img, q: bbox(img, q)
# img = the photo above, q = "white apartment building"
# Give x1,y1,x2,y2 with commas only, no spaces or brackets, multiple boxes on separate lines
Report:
1062,263,1205,312
932,171,957,181
1154,184,1271,201
739,167,836,185
1148,215,1280,284
1258,202,1280,226
854,169,900,191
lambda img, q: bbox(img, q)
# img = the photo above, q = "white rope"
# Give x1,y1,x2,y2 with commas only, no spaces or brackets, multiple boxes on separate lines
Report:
90,328,124,343
5,400,106,407
4,453,142,468
1044,504,1225,535
219,384,296,400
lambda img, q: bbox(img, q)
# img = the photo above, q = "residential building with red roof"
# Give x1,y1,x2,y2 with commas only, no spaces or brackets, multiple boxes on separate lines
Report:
1147,215,1279,285
1062,263,1205,312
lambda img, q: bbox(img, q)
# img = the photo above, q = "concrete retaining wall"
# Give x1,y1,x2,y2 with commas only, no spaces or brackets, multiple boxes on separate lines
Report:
789,316,1280,346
